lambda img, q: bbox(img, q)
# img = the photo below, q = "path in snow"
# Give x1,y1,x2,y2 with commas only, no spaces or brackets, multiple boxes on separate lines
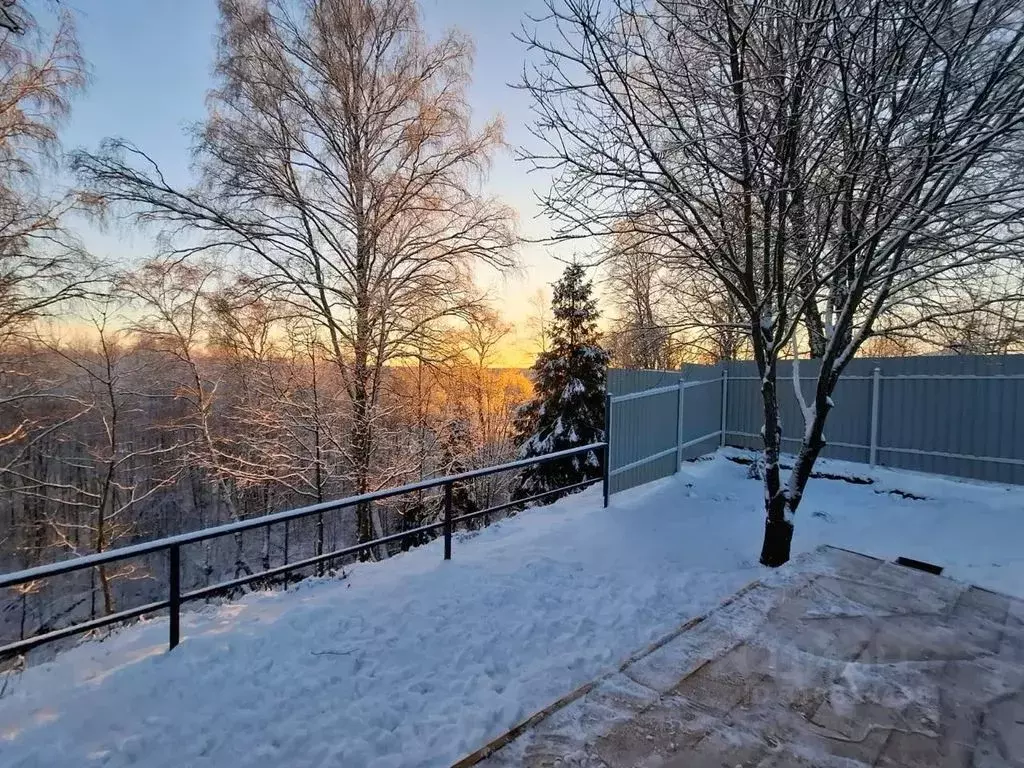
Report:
0,452,1021,767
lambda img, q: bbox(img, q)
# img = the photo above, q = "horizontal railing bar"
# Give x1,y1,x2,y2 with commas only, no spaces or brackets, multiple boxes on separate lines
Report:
0,599,171,658
422,443,602,485
875,374,1024,381
609,378,719,405
450,479,600,526
876,445,1024,466
182,521,454,601
723,374,1024,382
726,375,873,381
5,523,452,655
725,430,1024,465
725,430,864,451
609,446,678,477
609,384,679,404
680,378,722,389
679,430,723,450
0,443,606,590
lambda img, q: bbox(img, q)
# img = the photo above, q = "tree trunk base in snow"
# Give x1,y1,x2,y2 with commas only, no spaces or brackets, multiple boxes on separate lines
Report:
759,517,794,567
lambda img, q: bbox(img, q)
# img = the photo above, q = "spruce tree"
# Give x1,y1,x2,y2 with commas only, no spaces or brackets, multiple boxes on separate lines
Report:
396,494,433,551
396,417,479,549
513,263,610,504
439,416,480,528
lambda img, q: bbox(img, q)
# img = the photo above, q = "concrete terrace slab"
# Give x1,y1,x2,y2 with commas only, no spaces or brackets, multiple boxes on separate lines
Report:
459,546,1024,768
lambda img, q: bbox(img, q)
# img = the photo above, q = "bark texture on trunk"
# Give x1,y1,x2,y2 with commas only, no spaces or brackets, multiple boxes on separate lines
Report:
756,351,791,567
759,515,794,567
758,375,833,567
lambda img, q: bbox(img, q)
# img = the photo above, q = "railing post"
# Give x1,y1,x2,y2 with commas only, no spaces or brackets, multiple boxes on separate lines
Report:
603,392,612,507
869,366,882,466
719,368,729,447
443,482,453,561
168,543,180,651
677,378,686,471
283,520,290,591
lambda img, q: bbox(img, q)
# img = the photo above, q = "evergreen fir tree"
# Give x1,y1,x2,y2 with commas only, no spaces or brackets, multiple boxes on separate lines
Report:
396,493,433,552
439,416,480,528
513,263,610,504
396,417,479,549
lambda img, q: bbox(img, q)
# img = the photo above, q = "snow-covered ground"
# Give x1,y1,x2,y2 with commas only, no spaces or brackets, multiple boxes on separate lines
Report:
1,451,1022,768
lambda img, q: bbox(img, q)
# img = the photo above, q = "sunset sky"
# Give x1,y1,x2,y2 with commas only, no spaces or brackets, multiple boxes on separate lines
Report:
62,0,578,367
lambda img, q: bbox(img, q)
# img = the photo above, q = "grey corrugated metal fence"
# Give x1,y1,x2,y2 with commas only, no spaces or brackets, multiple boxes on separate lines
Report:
606,366,725,493
606,354,1024,492
723,355,1024,485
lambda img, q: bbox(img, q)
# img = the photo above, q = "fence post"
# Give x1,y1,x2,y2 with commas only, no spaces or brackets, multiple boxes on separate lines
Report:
869,367,882,466
601,444,610,508
443,482,453,561
677,378,686,471
168,543,180,651
719,368,729,447
602,393,610,507
283,520,290,591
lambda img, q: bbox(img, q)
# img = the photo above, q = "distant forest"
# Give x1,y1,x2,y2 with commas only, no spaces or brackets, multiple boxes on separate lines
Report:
1,284,531,645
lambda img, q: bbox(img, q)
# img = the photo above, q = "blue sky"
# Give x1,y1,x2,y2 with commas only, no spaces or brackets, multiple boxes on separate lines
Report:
62,0,568,331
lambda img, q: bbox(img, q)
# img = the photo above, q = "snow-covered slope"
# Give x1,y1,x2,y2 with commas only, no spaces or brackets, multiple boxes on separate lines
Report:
1,452,1021,767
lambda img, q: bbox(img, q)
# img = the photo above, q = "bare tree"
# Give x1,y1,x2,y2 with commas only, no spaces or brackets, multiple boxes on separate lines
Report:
602,224,678,369
120,260,260,579
74,0,516,549
521,0,1024,564
276,320,343,571
0,3,90,340
4,307,179,619
524,287,552,356
0,1,23,35
859,334,921,359
0,2,92,460
450,309,508,442
875,263,1024,354
667,273,748,364
602,220,747,365
50,310,178,616
454,309,522,505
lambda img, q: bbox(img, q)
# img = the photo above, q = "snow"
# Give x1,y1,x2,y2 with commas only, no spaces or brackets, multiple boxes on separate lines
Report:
560,378,585,401
1,451,1023,767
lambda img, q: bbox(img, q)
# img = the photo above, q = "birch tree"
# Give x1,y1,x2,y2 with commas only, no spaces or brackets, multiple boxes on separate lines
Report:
602,225,677,368
0,2,89,338
602,222,746,365
877,263,1024,354
521,0,1024,564
73,0,516,549
0,2,92,455
525,288,552,356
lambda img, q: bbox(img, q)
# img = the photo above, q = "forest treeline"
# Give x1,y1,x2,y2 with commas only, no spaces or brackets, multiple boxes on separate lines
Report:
1,261,531,643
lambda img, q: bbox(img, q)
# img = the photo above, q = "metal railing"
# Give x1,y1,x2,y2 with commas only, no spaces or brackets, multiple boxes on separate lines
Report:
0,442,609,660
